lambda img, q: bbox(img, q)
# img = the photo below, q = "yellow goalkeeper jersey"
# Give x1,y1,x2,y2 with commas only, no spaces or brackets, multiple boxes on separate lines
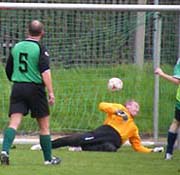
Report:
99,102,152,153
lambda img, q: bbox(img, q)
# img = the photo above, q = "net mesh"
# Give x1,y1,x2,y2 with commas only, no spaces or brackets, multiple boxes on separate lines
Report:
0,10,150,66
0,2,180,134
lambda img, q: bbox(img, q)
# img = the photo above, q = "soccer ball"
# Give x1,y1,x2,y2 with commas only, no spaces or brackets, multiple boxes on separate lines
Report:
107,77,123,91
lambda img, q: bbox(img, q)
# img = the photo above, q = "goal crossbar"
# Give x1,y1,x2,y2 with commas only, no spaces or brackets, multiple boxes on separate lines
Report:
0,3,180,12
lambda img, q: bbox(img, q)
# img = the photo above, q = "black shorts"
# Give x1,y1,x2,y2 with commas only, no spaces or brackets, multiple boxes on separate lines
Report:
175,107,180,122
9,82,49,118
81,125,122,149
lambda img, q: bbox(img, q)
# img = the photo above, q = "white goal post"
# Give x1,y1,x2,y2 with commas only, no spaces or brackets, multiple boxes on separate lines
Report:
0,3,180,11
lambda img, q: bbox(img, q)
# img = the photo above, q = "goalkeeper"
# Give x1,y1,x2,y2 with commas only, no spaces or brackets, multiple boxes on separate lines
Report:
31,100,163,153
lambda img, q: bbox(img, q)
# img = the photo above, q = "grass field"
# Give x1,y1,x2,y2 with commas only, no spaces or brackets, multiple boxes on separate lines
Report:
0,145,179,175
0,63,177,134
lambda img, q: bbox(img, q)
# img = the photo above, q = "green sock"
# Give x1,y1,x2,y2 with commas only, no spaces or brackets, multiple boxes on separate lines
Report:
40,135,52,161
2,127,16,154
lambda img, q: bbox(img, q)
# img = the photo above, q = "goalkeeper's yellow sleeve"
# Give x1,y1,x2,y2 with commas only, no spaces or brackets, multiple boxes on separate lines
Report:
129,133,153,153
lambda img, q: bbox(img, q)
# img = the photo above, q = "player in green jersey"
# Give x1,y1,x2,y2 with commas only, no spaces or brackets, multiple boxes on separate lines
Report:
155,59,180,160
1,20,61,165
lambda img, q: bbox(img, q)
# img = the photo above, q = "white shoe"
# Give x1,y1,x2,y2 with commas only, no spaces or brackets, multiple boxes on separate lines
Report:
165,153,172,160
68,146,82,152
153,146,164,152
30,144,42,150
0,151,9,165
44,156,61,165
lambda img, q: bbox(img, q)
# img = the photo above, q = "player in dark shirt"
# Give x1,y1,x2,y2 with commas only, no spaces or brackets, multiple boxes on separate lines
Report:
1,20,61,166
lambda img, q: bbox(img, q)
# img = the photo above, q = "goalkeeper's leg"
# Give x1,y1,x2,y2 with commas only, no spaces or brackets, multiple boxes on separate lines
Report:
31,133,91,150
47,125,121,152
52,133,84,148
82,142,117,152
51,130,106,149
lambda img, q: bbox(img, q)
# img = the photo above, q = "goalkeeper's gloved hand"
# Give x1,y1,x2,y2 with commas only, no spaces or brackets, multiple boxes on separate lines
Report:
152,146,164,152
115,110,128,121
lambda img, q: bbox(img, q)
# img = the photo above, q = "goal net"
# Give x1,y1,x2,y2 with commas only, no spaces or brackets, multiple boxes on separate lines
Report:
0,3,179,136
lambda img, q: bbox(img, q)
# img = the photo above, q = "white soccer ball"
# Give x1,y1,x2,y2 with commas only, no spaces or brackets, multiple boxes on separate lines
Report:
107,77,123,91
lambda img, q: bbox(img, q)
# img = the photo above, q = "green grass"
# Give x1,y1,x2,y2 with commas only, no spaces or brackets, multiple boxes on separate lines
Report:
0,145,179,175
0,63,177,134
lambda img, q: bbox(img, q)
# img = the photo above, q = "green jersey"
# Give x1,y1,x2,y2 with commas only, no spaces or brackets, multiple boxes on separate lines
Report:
173,58,180,108
6,39,50,84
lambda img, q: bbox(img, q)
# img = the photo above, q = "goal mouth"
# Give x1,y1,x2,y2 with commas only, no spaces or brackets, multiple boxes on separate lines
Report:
0,2,179,142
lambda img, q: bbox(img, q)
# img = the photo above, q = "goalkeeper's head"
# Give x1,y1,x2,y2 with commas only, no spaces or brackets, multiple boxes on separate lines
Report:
125,100,139,117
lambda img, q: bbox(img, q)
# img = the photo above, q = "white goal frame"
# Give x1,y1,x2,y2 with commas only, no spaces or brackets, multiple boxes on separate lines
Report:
1,2,180,147
0,3,180,11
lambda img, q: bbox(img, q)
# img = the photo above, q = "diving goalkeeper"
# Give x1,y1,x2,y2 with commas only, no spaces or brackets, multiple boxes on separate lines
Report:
31,100,163,153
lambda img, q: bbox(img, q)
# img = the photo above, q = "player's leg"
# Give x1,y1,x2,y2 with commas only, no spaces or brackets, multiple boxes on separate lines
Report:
30,133,83,151
53,132,97,152
165,107,180,160
51,130,106,151
31,133,85,150
81,125,121,152
1,83,29,165
51,125,121,152
30,83,60,165
165,119,180,160
36,116,51,160
50,125,120,152
52,133,88,148
36,116,61,165
82,142,117,152
1,113,23,165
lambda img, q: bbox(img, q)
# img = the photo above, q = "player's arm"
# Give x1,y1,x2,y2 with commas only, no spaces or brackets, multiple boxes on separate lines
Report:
39,46,55,105
99,102,116,114
5,53,13,81
42,70,54,105
129,135,152,153
129,129,153,153
99,102,128,120
129,130,164,153
154,67,180,85
99,102,123,114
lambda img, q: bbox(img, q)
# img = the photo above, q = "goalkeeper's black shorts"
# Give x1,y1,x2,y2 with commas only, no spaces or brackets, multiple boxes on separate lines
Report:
80,125,122,151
